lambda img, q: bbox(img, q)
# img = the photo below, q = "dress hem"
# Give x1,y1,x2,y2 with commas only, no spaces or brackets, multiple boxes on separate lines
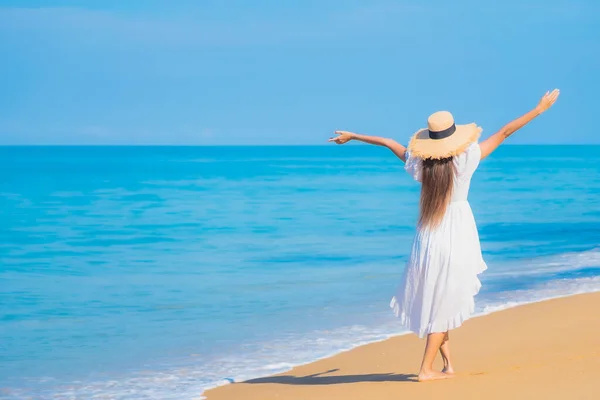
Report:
390,261,487,339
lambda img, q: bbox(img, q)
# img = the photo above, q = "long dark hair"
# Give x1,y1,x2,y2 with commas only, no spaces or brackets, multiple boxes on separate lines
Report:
419,157,455,228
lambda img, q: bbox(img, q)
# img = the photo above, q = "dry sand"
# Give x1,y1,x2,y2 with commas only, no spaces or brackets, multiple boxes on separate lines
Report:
205,292,600,400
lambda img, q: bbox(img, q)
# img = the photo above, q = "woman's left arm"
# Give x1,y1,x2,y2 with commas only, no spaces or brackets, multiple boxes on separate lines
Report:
479,89,560,160
329,131,407,162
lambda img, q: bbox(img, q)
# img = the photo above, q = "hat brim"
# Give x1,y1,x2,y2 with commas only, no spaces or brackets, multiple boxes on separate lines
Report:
407,123,482,159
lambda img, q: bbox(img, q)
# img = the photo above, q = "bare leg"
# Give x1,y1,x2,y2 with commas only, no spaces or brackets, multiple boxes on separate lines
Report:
439,332,455,374
418,332,450,382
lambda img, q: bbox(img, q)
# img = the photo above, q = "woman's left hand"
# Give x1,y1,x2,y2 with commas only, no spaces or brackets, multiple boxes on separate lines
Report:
329,131,355,144
535,89,560,114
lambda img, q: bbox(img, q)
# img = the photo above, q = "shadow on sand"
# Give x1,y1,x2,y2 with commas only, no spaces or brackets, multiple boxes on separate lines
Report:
243,369,418,385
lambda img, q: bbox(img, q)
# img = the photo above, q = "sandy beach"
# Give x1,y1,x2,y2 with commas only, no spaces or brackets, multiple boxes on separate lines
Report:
205,292,600,400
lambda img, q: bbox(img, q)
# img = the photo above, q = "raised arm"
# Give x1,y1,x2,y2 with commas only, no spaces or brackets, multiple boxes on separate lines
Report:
480,89,560,160
329,131,407,162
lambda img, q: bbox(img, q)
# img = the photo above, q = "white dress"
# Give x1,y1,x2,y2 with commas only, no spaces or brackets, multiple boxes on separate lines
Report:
390,142,487,338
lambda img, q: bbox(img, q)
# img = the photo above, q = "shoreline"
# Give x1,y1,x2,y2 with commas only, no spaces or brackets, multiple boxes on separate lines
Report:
204,291,600,400
200,288,600,396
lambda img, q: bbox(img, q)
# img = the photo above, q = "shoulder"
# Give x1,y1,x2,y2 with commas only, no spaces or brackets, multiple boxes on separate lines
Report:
405,151,423,182
453,142,481,174
458,141,480,155
465,142,481,159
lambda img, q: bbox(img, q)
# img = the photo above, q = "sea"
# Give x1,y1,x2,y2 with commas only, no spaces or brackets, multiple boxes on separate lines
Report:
1,145,599,399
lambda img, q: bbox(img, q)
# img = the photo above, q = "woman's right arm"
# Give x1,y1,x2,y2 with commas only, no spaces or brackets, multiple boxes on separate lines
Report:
479,89,560,160
329,131,407,162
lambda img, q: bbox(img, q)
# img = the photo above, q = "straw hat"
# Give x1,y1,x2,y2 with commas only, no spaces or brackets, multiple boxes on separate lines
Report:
407,111,482,159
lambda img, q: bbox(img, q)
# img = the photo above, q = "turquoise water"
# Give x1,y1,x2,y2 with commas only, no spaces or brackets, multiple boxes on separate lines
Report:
1,145,600,399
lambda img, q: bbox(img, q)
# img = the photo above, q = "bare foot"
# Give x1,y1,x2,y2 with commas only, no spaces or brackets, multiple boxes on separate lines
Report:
417,370,451,382
442,366,455,375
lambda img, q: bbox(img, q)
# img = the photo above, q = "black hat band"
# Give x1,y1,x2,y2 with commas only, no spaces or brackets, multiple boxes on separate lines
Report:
429,123,456,140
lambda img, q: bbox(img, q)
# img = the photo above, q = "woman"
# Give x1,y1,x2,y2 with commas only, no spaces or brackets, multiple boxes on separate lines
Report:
329,89,560,381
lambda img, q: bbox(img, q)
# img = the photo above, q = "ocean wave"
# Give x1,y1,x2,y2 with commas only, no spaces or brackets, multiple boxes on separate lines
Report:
484,247,600,278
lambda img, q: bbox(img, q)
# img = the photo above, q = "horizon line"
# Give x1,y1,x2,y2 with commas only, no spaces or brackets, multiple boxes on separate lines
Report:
0,143,596,147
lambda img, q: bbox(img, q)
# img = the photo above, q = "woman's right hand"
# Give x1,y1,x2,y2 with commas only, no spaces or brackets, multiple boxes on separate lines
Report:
536,89,560,114
329,131,355,144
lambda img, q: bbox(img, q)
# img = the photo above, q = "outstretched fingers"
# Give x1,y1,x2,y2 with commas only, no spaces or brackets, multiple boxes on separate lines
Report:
329,130,354,144
538,88,560,112
549,89,560,104
328,130,340,143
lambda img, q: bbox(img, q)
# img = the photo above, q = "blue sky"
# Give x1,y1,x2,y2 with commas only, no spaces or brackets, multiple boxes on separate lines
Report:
0,0,598,145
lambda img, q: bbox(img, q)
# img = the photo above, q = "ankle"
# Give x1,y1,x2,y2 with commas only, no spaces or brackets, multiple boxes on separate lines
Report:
419,367,435,375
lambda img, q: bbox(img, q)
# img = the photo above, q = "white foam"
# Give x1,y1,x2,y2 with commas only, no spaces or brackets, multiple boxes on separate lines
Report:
485,247,600,278
478,276,600,316
260,362,295,371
